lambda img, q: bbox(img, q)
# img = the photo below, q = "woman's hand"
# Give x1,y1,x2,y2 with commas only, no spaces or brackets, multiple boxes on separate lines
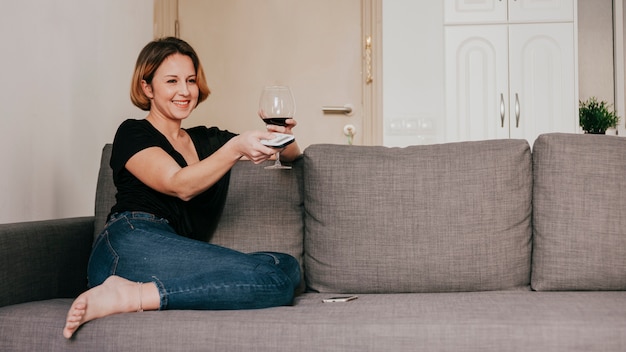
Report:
264,119,301,162
229,130,285,164
265,118,297,135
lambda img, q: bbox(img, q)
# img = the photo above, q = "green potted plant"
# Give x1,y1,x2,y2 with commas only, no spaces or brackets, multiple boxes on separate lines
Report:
579,97,620,134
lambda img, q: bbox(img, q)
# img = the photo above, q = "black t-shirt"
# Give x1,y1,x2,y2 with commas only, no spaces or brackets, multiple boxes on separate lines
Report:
109,119,237,241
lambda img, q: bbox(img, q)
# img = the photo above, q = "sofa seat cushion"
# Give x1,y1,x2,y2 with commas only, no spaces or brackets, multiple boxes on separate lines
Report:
302,140,532,293
2,292,625,351
532,133,626,290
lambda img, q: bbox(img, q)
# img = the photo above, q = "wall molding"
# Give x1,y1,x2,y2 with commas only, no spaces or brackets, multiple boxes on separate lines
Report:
614,0,625,133
362,0,383,145
154,0,178,38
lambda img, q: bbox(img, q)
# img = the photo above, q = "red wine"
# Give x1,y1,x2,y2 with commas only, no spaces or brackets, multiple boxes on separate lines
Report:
263,117,289,126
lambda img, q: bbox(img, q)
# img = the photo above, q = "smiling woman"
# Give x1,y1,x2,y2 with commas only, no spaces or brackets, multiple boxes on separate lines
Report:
141,53,203,135
130,40,210,112
63,36,302,339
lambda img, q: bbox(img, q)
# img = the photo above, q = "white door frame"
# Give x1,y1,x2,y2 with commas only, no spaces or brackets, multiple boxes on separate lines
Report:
362,0,383,145
614,0,626,134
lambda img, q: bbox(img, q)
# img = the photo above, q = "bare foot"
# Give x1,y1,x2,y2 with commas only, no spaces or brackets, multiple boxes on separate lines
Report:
63,275,148,339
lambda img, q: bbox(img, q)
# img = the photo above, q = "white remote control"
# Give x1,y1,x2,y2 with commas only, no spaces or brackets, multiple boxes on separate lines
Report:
261,133,295,148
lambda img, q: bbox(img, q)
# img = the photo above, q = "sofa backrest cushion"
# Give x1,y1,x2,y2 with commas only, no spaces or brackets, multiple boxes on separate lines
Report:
211,158,304,264
95,144,304,264
302,140,533,293
94,144,115,239
531,133,626,290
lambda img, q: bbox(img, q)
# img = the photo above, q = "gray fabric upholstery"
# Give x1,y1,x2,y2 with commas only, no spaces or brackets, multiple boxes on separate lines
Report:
303,140,533,293
93,144,115,239
2,139,625,351
0,217,93,307
94,144,304,263
532,133,626,290
2,292,625,351
211,158,304,264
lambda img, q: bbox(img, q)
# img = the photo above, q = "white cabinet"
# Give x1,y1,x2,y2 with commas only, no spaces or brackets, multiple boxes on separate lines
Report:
445,25,509,141
508,23,576,141
444,0,508,24
444,0,574,24
508,0,574,22
444,0,577,145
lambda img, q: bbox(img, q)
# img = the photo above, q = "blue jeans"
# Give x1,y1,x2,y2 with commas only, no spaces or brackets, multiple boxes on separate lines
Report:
88,211,301,310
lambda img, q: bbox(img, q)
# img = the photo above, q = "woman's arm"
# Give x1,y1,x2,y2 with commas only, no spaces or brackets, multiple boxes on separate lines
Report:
125,130,279,201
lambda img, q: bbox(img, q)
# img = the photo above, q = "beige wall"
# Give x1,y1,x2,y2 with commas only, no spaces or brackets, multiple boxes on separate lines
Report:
578,0,615,104
0,0,153,223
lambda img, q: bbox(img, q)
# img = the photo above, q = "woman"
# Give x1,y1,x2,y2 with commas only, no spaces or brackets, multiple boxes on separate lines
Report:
63,37,302,339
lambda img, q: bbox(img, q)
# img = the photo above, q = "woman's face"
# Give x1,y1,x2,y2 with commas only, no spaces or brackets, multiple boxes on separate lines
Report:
143,53,199,121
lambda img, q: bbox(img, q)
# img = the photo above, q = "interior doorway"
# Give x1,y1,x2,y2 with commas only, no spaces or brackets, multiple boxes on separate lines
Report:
154,0,382,147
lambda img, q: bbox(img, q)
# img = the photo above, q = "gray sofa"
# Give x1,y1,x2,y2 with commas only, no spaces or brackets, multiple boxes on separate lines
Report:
1,133,625,351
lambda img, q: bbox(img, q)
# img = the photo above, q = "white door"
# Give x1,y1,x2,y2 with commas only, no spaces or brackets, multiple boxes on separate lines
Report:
176,0,366,148
508,23,577,142
444,25,510,142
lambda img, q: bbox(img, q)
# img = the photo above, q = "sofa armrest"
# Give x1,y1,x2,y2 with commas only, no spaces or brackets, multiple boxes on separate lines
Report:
0,217,94,308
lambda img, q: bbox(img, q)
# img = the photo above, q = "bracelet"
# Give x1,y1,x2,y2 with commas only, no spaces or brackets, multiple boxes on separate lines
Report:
137,282,144,312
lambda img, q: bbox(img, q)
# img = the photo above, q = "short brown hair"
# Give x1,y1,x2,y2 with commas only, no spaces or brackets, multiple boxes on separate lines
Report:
130,37,210,111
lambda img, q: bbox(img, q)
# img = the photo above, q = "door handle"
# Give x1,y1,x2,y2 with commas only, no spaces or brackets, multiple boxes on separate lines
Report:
515,93,520,128
500,93,505,128
322,104,353,116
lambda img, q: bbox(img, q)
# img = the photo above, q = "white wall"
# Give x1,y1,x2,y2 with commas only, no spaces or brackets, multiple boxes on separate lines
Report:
382,1,445,147
0,0,153,223
578,0,614,104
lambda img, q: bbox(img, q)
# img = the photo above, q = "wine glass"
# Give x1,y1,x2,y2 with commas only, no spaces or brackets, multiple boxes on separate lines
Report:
258,86,295,170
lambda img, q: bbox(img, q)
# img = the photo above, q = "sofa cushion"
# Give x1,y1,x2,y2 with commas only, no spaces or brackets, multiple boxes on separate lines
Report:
303,140,532,293
94,145,115,239
5,292,625,351
95,144,304,263
532,133,626,290
211,158,304,264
